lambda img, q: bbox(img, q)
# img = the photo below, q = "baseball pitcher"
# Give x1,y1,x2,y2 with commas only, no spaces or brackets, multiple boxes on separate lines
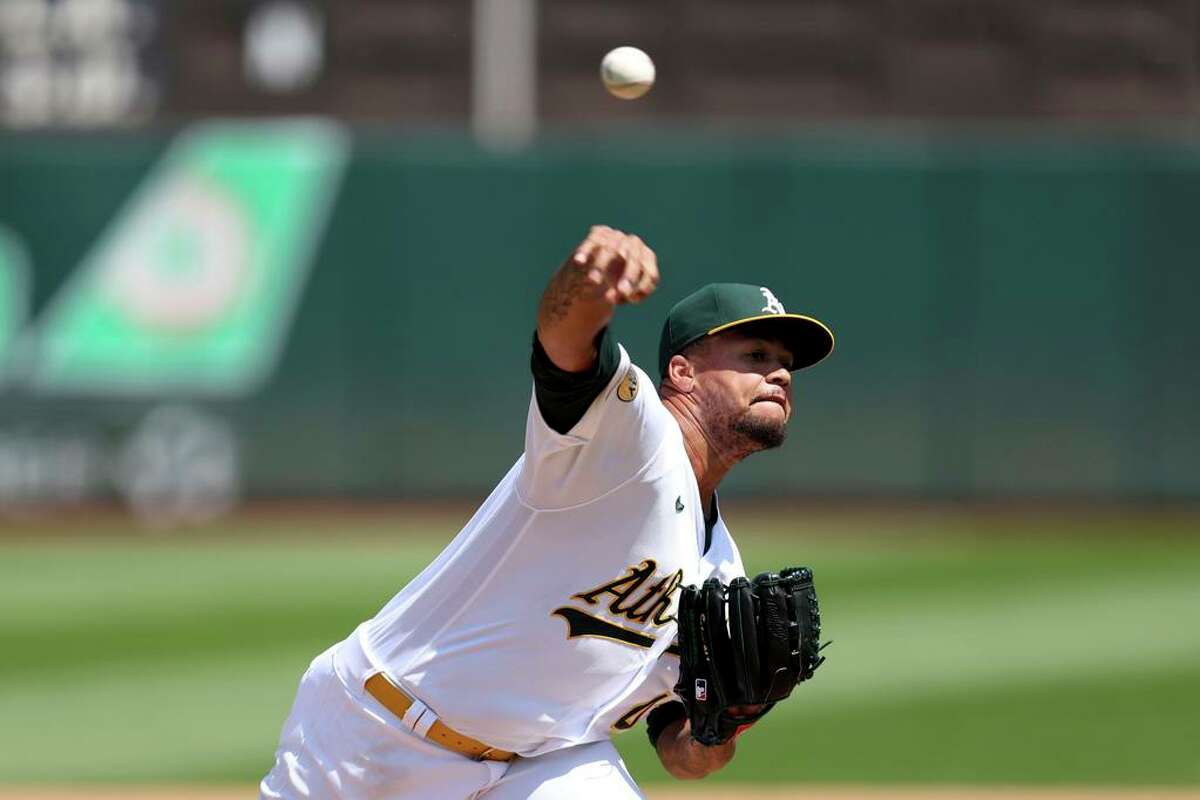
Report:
261,226,833,798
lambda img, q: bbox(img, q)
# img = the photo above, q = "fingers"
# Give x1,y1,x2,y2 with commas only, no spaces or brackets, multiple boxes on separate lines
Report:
629,237,659,302
574,224,616,264
615,236,659,304
572,226,660,305
592,244,629,304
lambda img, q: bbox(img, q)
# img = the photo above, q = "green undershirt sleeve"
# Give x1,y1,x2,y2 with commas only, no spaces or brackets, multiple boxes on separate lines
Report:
530,328,621,435
645,701,687,747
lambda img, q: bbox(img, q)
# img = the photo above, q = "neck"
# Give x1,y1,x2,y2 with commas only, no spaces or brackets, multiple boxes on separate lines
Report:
661,393,743,512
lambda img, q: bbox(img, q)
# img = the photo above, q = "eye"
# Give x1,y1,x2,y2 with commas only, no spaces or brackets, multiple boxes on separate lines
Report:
748,350,767,362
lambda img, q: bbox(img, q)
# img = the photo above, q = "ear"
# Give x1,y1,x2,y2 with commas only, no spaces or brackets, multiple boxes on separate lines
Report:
666,353,697,393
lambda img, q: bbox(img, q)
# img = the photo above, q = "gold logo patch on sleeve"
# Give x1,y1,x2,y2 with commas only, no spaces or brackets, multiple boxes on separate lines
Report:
616,368,639,402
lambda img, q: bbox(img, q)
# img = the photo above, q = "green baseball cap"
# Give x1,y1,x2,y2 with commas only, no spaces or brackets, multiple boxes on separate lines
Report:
657,283,834,376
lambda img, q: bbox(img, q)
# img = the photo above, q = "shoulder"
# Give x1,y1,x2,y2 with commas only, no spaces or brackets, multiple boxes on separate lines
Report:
532,343,668,443
519,347,676,509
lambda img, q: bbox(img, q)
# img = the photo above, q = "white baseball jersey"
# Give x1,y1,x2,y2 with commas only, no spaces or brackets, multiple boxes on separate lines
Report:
354,343,745,757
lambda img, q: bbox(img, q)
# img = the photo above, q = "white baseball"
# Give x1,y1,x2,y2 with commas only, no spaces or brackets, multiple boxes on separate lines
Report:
600,46,655,100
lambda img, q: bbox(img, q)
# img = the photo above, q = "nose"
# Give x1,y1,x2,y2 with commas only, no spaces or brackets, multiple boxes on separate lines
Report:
768,364,791,388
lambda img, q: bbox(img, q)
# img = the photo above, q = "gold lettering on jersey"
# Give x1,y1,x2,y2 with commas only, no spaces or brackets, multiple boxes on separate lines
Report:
573,559,683,627
554,559,686,650
612,693,672,731
551,607,658,649
631,569,684,625
616,368,638,401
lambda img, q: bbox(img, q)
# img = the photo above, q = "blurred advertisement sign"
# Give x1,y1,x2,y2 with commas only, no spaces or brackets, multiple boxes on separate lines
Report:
0,119,348,523
24,118,348,396
116,405,239,526
0,405,234,526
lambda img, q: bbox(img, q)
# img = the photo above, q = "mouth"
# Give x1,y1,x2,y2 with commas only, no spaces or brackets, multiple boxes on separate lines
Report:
752,395,787,411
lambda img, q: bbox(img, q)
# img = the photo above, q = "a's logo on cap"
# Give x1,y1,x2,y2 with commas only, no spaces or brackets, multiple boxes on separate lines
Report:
760,287,786,315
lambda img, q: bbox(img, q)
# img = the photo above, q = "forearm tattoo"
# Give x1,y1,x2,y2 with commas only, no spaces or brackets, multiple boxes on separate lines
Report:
538,262,592,326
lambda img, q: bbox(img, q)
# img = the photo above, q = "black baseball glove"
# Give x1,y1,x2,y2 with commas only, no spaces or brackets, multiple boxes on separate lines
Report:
673,566,827,746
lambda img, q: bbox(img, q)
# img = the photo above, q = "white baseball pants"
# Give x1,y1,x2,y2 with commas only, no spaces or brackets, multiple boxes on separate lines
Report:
259,645,644,800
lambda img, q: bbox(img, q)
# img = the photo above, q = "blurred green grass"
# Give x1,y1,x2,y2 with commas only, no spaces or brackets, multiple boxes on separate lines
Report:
0,509,1197,786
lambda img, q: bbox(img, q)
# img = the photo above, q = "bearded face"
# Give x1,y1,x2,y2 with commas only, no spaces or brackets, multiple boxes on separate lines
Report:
732,407,788,450
684,330,795,457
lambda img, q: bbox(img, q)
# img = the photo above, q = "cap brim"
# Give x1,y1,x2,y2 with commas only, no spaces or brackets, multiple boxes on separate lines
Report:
706,314,835,370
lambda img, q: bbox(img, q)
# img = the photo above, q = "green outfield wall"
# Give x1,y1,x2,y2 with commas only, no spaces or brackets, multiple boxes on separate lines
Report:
0,126,1197,505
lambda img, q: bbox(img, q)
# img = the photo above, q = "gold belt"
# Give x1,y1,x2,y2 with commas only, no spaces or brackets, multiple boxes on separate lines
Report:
364,672,515,762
